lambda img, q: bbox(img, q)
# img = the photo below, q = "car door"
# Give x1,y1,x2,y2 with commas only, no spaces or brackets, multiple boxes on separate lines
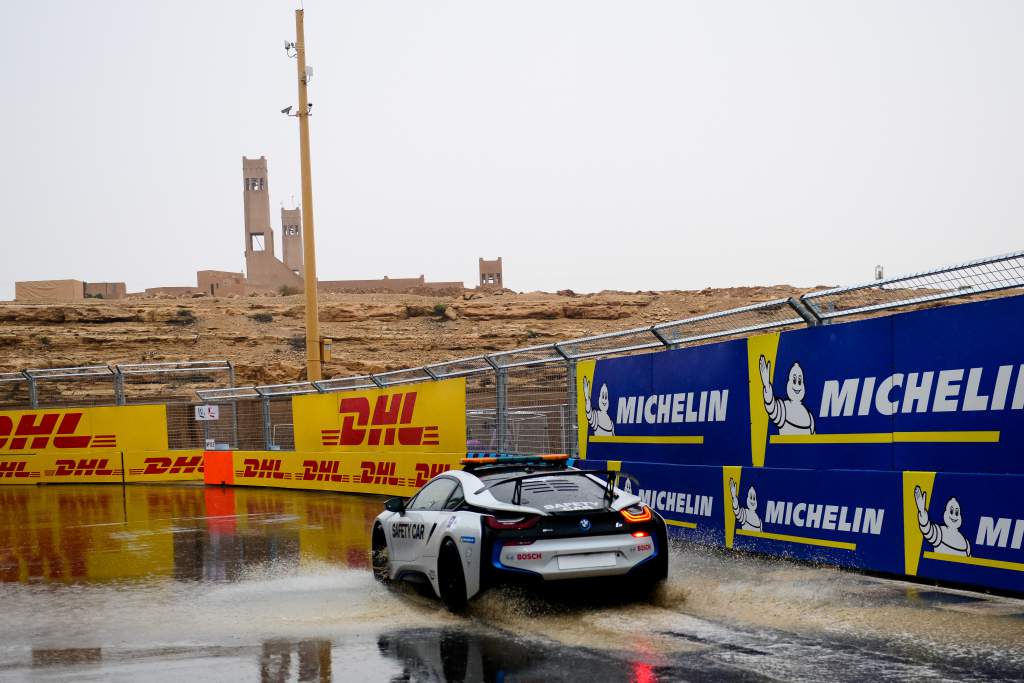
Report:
391,478,457,562
424,482,466,560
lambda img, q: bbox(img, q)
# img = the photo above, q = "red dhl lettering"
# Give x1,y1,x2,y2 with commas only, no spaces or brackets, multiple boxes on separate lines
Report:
141,456,204,475
53,459,115,477
414,463,452,487
302,459,345,482
321,392,441,448
0,412,115,450
359,460,399,486
241,458,285,479
0,460,33,478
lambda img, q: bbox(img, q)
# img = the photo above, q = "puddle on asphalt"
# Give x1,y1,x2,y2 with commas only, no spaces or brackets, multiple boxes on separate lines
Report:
1,484,1023,681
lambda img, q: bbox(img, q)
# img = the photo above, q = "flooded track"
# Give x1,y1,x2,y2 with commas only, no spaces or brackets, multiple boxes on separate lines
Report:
1,485,1023,682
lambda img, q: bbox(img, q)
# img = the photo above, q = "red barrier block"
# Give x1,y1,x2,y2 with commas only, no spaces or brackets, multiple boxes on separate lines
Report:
203,451,234,486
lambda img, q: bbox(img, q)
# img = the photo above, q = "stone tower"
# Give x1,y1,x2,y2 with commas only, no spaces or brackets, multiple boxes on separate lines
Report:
241,157,304,292
281,207,303,274
479,257,503,289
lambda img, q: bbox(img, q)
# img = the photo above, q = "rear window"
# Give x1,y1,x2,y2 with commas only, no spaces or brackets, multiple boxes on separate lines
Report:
482,473,609,512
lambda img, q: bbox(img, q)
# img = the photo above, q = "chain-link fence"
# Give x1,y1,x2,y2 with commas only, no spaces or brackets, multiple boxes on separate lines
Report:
119,361,236,449
802,250,1024,321
26,366,117,407
0,373,31,410
6,250,1022,455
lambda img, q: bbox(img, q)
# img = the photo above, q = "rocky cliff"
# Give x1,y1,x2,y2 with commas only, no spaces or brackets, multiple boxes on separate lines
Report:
0,287,812,385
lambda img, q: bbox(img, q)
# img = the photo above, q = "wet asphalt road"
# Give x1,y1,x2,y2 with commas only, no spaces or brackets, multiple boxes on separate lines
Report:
1,484,1023,682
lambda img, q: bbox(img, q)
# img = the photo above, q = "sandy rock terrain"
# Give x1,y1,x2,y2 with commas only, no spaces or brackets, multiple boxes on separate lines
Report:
0,287,813,385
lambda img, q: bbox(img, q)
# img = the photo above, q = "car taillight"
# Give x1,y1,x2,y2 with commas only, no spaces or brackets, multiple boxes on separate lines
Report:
621,505,653,523
484,515,540,530
631,531,649,538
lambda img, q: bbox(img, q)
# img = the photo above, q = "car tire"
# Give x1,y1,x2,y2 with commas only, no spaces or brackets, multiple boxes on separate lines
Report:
371,524,391,584
438,539,468,613
651,522,670,582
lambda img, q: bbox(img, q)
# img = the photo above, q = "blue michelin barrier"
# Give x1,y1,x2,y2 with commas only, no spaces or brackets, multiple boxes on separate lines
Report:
575,295,1024,593
579,460,1024,594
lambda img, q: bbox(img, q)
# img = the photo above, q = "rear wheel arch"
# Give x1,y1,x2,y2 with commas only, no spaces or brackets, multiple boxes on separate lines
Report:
371,522,391,583
438,538,468,613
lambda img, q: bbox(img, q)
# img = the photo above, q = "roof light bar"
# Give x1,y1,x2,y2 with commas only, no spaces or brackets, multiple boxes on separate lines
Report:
461,453,569,466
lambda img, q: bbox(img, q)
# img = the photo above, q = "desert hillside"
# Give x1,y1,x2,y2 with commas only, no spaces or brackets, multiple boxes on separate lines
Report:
0,287,813,385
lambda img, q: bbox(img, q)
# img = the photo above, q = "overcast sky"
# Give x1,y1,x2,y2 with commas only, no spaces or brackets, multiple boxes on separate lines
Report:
0,1,1020,300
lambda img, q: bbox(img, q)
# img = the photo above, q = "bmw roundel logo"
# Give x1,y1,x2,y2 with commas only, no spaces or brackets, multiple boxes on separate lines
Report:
578,518,592,531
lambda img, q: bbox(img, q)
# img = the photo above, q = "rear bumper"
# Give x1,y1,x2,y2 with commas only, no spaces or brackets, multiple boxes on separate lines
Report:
490,533,658,581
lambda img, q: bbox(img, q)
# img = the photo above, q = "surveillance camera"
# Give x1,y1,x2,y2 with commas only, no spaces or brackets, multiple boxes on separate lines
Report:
281,106,292,115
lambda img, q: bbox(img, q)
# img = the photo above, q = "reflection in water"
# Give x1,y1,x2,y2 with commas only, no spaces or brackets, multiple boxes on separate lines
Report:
377,628,658,683
1,485,1023,681
0,485,381,584
261,639,332,683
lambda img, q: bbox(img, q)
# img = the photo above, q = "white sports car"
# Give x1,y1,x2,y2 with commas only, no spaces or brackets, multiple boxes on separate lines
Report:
370,454,668,612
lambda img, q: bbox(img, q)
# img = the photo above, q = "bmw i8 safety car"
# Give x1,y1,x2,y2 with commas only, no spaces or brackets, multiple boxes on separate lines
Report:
370,453,668,612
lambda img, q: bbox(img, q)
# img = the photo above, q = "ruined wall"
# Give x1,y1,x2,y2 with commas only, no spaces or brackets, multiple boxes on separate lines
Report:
198,271,247,297
319,276,463,294
15,280,85,302
84,282,127,299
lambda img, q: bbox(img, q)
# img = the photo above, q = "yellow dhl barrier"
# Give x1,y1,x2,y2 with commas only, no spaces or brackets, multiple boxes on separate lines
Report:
0,405,200,485
0,450,205,485
198,378,469,495
0,405,168,453
204,450,460,497
293,378,466,455
1,378,467,491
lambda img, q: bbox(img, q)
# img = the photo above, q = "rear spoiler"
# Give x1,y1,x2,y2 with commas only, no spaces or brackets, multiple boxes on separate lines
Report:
473,469,633,507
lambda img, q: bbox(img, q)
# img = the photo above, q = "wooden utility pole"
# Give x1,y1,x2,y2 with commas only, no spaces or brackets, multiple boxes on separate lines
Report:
294,9,322,380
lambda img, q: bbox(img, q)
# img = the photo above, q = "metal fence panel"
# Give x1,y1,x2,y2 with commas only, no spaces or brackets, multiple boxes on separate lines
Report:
503,363,570,455
802,250,1024,321
426,356,493,379
653,298,808,347
167,403,206,450
372,367,433,386
487,344,563,369
314,375,377,392
26,366,117,407
0,373,32,410
118,360,234,404
556,326,664,360
268,398,296,450
465,372,498,452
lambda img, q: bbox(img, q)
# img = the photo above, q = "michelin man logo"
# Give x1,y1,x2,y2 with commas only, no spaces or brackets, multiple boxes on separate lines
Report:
759,355,815,435
914,486,971,556
729,478,762,532
583,376,615,436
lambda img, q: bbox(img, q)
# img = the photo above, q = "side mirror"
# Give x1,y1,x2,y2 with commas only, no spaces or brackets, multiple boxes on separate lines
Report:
384,497,406,515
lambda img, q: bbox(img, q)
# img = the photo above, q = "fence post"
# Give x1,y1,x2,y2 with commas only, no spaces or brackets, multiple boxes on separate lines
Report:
113,366,126,406
553,344,577,458
22,371,38,409
788,297,822,328
565,359,577,457
495,367,507,453
262,397,273,450
226,362,239,448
